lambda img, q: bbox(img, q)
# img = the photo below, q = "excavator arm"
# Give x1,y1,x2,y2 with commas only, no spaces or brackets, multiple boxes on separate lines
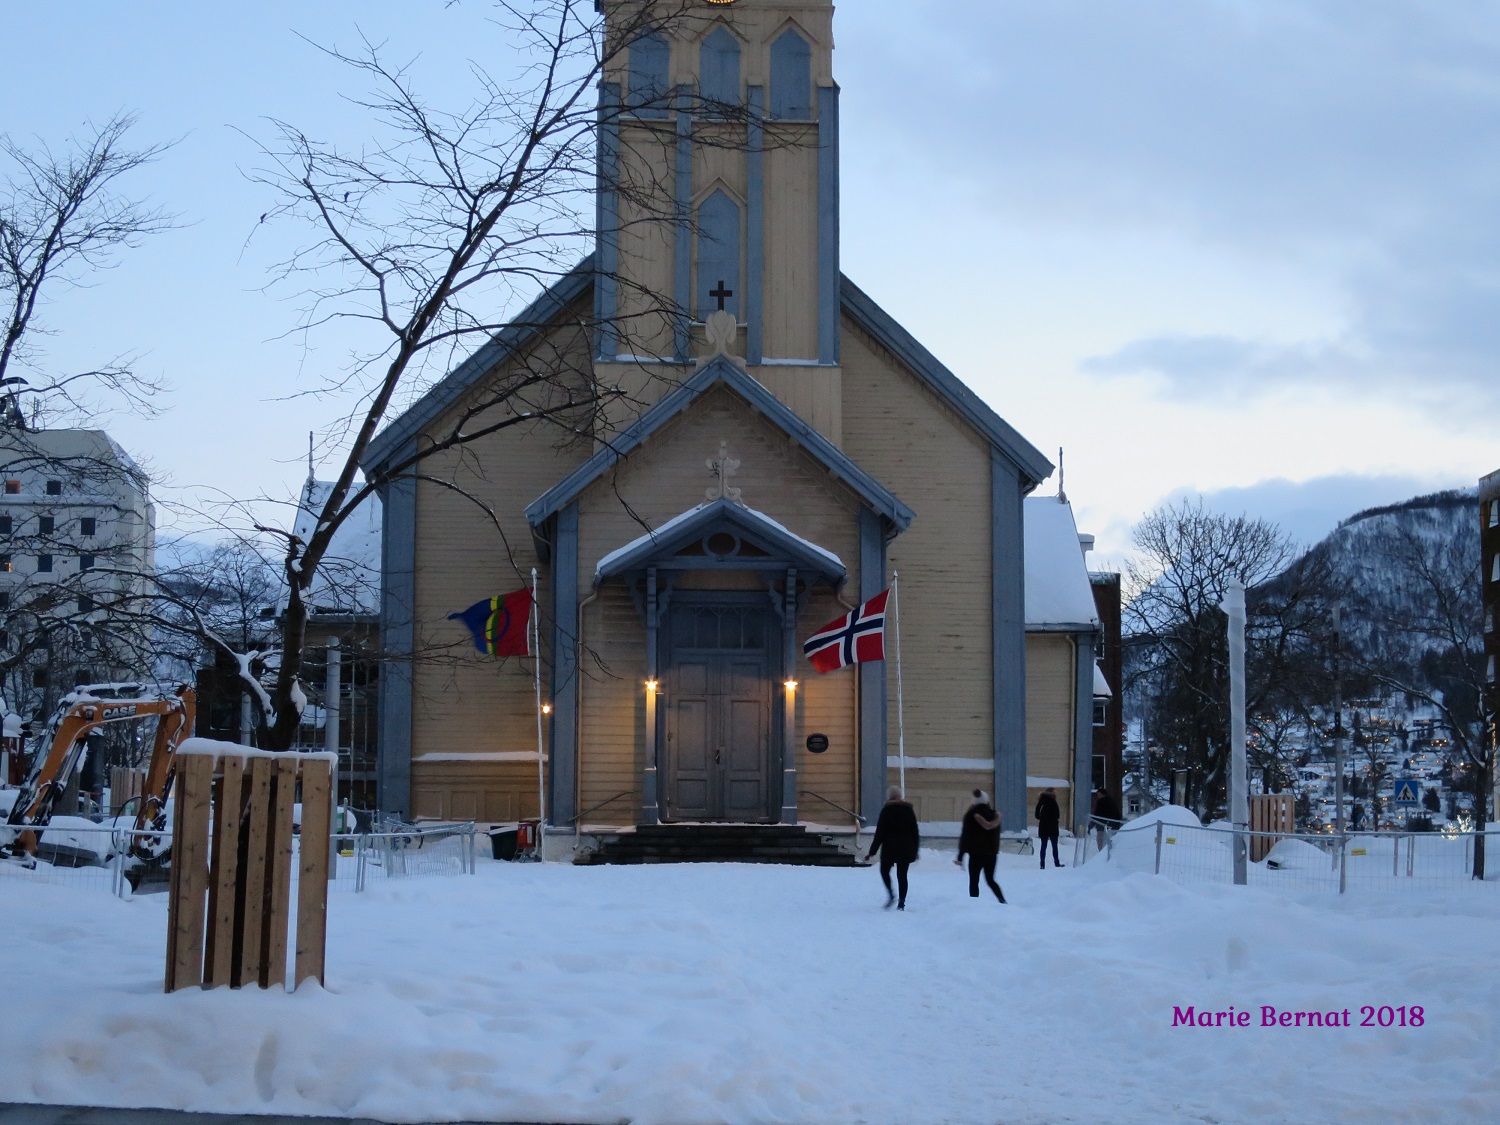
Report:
2,684,196,860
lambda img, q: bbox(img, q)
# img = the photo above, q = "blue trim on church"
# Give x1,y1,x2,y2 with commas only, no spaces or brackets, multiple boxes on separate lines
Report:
524,357,915,532
992,449,1028,835
817,84,840,366
673,86,693,362
549,502,580,827
596,83,621,361
746,85,765,365
375,437,418,819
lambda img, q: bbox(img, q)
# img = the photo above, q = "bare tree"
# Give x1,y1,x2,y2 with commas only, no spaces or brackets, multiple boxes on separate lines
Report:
220,0,757,749
1,113,174,425
1125,498,1336,819
1355,520,1490,873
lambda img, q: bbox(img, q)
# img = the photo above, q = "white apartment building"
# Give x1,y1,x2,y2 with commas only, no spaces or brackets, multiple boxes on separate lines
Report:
0,424,155,721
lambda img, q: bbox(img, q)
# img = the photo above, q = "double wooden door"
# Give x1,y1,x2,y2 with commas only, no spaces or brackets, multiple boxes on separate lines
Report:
664,606,771,822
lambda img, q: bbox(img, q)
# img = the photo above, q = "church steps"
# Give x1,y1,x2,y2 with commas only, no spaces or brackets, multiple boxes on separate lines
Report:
576,824,864,867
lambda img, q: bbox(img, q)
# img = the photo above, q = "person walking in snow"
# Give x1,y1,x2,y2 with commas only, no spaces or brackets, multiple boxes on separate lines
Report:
1034,786,1063,869
866,785,920,910
954,789,1006,903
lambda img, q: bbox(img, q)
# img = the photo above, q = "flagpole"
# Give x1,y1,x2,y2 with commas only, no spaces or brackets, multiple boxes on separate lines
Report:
893,571,906,798
531,567,545,861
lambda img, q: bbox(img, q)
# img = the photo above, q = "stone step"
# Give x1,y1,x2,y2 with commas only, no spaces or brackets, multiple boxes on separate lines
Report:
579,824,863,867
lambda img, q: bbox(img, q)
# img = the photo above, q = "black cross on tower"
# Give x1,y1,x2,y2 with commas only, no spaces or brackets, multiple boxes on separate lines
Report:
709,279,734,311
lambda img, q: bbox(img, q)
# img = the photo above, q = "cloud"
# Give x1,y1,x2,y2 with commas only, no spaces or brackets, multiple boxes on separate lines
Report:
847,0,1500,414
1152,473,1464,550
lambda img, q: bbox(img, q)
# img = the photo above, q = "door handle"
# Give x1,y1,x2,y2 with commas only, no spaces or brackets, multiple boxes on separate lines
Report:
716,746,724,764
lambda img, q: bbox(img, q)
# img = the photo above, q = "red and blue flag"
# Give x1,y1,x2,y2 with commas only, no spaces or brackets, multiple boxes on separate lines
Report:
449,588,532,657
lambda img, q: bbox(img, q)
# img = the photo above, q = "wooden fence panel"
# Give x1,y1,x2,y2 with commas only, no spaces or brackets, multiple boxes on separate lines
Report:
1248,793,1296,861
294,757,332,989
165,753,214,992
204,755,246,988
236,756,272,989
261,757,299,991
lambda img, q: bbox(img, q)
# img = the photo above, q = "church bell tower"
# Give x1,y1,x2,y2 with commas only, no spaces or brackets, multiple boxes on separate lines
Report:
595,0,842,439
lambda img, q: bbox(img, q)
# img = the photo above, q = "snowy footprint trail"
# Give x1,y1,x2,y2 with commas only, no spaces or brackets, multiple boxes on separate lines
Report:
3,850,1497,1124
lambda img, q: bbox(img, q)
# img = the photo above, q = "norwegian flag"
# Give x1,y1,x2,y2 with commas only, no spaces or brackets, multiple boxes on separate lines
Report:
802,590,889,674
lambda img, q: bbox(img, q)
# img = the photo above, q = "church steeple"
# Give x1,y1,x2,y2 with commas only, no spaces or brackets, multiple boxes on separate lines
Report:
595,1,840,387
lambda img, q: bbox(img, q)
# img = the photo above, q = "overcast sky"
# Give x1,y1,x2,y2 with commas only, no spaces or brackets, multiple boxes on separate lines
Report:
3,0,1496,567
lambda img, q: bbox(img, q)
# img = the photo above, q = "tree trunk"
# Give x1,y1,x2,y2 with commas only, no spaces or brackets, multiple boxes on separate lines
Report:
1473,752,1490,881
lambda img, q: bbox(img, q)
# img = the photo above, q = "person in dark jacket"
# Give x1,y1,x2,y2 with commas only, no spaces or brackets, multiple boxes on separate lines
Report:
866,785,920,909
1034,786,1063,869
954,789,1006,903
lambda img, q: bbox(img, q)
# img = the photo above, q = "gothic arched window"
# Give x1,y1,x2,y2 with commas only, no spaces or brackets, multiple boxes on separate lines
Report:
696,190,741,320
628,32,671,118
699,27,741,110
769,28,812,120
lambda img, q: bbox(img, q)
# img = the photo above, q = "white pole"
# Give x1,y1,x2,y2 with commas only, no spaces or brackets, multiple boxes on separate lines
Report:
893,571,906,798
1223,578,1249,885
532,567,545,859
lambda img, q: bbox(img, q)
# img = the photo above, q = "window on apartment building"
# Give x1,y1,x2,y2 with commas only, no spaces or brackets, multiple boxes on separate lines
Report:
0,630,7,650
45,479,62,496
1093,699,1108,727
78,594,93,613
0,554,10,572
39,514,54,535
0,515,10,534
79,553,95,571
36,554,52,573
80,516,96,537
3,480,18,495
32,668,48,688
0,592,8,609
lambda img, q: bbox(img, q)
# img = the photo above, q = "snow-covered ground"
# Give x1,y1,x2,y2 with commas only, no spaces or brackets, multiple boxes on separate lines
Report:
3,842,1498,1125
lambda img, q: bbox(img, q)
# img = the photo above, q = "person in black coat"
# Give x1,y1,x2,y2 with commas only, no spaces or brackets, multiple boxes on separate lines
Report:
1034,786,1063,869
866,786,920,910
954,789,1006,903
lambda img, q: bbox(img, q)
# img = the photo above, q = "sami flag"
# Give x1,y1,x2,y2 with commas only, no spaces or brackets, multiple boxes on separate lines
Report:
448,588,532,657
802,589,888,674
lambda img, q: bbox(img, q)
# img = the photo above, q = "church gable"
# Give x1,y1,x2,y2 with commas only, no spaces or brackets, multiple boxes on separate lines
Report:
571,380,867,585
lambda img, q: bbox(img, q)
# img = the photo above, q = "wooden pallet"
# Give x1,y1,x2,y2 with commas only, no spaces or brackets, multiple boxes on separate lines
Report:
165,746,332,993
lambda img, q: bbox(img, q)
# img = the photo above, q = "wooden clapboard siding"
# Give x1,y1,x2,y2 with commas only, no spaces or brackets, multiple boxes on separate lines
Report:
410,760,541,823
761,126,819,359
1026,633,1077,823
795,586,857,820
577,584,646,825
751,365,841,447
839,316,994,781
906,770,992,826
614,121,677,360
406,315,595,817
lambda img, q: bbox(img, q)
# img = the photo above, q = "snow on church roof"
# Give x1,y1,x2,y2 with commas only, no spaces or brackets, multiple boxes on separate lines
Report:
1025,496,1100,630
292,477,383,615
594,498,845,585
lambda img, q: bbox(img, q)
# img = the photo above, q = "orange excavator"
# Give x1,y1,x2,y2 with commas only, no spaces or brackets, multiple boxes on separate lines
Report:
2,683,195,882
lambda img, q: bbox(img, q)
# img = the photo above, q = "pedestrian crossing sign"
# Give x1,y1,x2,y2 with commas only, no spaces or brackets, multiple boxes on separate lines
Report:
1393,778,1421,806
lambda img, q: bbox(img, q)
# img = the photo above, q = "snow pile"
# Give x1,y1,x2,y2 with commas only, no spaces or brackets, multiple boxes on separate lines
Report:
3,852,1498,1123
1263,837,1334,870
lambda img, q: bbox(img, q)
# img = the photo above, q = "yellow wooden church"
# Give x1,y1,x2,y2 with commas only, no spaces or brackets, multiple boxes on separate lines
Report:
361,0,1102,849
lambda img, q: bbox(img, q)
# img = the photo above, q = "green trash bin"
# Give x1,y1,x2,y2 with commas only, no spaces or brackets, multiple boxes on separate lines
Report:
489,826,519,861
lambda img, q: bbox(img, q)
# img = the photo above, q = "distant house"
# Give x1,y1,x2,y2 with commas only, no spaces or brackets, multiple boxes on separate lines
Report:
1023,496,1104,833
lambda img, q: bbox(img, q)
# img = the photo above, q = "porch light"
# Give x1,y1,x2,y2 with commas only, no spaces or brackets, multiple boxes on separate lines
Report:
645,680,659,693
541,703,552,715
784,679,798,692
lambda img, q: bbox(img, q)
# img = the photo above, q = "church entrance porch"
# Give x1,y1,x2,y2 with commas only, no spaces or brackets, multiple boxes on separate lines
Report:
662,602,773,823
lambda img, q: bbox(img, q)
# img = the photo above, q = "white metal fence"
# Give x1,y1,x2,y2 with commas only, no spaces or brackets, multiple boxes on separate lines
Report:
1089,817,1500,893
2,820,477,898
